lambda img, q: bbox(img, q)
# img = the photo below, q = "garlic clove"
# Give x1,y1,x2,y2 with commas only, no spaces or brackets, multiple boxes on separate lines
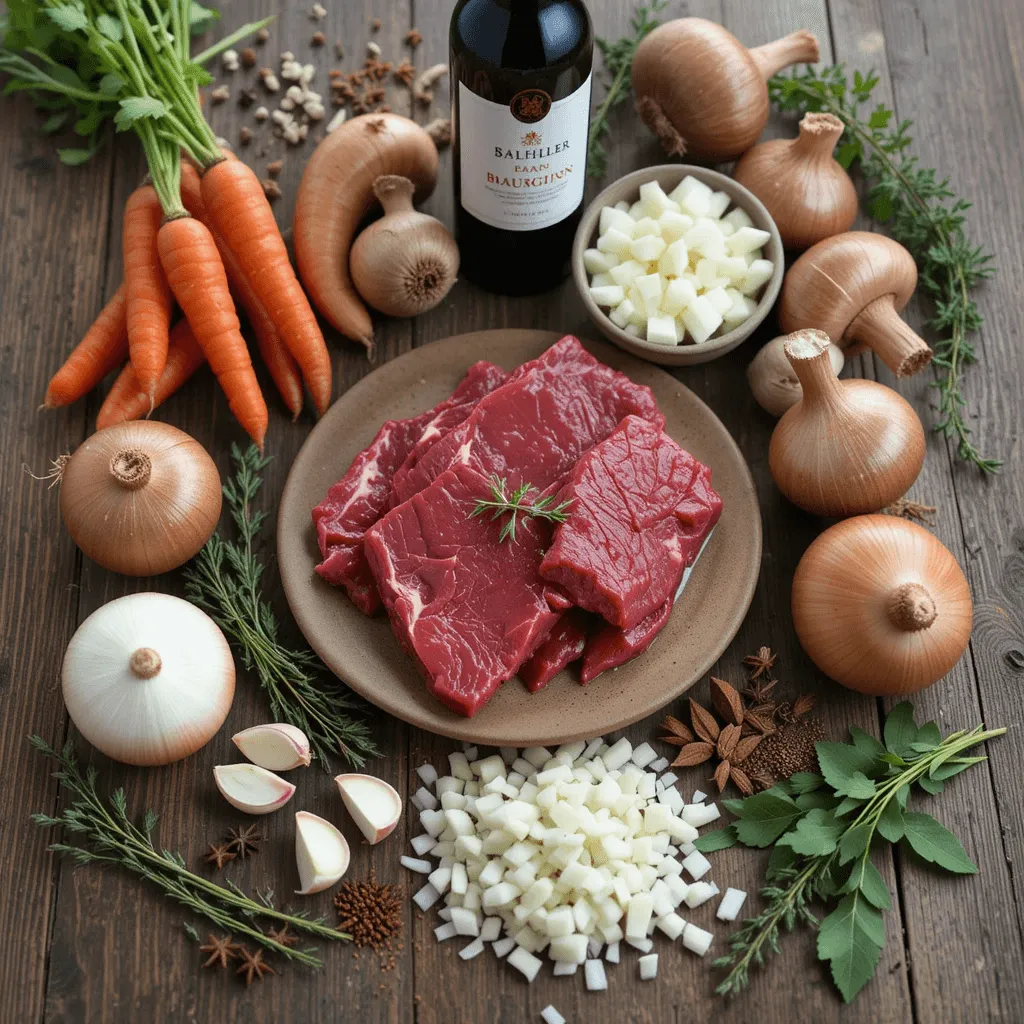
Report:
232,723,312,771
295,811,351,894
334,773,402,844
214,763,296,815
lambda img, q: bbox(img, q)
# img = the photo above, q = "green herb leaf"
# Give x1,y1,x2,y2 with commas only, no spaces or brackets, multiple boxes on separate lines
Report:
883,702,920,758
41,110,68,133
834,795,866,817
777,808,844,856
732,792,803,848
57,146,94,164
46,5,88,33
838,823,873,865
817,892,885,1003
113,95,166,129
901,812,976,874
765,843,797,881
876,800,905,843
96,13,122,41
189,2,220,33
841,857,890,910
930,755,985,781
795,790,839,812
816,742,880,796
694,826,737,853
98,72,124,97
788,772,824,794
848,726,885,760
918,776,945,795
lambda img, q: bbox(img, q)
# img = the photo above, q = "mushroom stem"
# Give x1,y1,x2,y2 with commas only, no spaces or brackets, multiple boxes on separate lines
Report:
129,647,163,680
792,112,845,158
885,582,938,632
749,30,820,80
846,296,933,377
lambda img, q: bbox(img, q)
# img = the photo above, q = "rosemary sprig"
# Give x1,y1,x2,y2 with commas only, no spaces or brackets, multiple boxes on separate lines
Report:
587,0,665,178
701,704,1005,1002
183,444,379,770
769,66,999,473
30,736,349,967
469,474,572,544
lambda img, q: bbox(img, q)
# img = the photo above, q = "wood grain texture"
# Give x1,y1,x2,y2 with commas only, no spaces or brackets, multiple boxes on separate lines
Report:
0,0,1021,1020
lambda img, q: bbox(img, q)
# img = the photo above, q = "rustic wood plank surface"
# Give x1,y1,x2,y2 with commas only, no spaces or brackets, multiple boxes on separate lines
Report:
1,0,1021,1021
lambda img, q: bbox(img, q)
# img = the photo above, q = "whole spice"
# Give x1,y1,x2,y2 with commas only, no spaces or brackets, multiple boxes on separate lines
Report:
701,703,1005,1003
733,113,857,249
350,175,460,317
293,113,439,352
61,593,234,767
200,934,241,968
741,646,777,681
236,947,276,984
227,824,264,859
747,332,844,418
59,421,222,576
631,18,819,161
334,872,404,957
770,64,998,472
587,1,665,178
184,445,378,768
779,231,933,377
205,842,237,870
768,330,925,517
791,515,973,695
32,738,349,966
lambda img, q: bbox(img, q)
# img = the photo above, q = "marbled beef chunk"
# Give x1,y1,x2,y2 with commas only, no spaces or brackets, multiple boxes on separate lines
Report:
540,416,723,630
580,599,673,684
312,361,506,614
365,463,565,717
391,336,665,504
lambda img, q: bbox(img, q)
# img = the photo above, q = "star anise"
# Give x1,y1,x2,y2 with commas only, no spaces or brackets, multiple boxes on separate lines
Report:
204,842,237,870
227,825,263,859
658,714,694,746
742,646,777,680
235,947,276,984
742,677,778,704
266,924,298,948
200,934,242,969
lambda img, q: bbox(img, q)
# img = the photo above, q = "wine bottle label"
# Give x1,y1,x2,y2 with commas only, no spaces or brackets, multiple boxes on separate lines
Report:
458,74,592,232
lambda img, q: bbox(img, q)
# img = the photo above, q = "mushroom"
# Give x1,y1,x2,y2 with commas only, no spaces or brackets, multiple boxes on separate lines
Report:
778,231,933,377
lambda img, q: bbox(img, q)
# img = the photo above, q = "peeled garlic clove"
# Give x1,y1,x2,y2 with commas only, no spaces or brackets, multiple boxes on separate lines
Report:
214,763,296,815
334,773,402,844
295,811,351,894
232,723,312,771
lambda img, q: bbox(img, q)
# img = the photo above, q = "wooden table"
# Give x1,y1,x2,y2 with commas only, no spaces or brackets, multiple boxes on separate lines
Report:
2,0,1022,1020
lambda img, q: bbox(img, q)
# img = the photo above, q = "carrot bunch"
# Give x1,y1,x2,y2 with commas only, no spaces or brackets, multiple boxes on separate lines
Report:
40,2,330,450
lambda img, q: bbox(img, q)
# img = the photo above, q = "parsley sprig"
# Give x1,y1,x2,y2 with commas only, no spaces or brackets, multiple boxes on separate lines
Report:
184,444,378,770
587,0,665,179
770,66,999,473
698,702,1005,1003
470,474,573,544
30,736,350,966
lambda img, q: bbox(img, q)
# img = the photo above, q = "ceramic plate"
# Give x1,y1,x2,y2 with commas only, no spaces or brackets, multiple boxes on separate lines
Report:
278,330,761,745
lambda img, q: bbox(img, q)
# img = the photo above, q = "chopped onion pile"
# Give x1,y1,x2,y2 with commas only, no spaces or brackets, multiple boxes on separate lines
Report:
406,737,726,990
585,176,774,346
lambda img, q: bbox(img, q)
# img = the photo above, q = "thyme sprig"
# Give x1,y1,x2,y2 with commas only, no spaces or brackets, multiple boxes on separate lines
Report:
184,444,378,770
30,736,349,967
769,65,999,473
470,474,572,544
700,704,1005,1002
587,0,664,178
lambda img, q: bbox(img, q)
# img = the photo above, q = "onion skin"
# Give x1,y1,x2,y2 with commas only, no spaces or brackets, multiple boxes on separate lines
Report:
60,421,222,576
632,20,819,161
747,330,844,417
294,114,439,353
733,112,858,249
769,330,925,516
793,515,973,695
779,231,933,377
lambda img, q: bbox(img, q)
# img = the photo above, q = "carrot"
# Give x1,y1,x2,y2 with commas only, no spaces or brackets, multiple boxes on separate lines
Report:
123,184,173,399
199,157,332,415
44,286,129,407
157,214,268,449
96,319,205,429
181,162,304,419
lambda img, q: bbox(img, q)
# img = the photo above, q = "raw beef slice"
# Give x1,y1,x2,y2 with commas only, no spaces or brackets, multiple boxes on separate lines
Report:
581,599,672,684
391,336,665,504
540,416,723,630
518,610,590,692
364,463,564,717
313,361,507,614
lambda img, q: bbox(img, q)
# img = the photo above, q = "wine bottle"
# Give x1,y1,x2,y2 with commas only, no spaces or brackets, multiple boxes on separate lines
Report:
450,0,593,295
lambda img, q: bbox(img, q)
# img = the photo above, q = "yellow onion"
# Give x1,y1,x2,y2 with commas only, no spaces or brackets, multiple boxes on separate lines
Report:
792,515,973,695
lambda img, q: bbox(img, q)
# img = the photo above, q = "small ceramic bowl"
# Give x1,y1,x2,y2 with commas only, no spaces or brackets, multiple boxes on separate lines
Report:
572,165,784,367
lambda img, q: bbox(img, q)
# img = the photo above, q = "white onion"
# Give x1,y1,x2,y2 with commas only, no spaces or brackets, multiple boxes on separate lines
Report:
62,593,234,766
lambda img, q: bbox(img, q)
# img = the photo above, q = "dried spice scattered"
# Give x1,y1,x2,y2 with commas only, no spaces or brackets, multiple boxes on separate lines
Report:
883,498,938,525
204,842,237,870
742,646,776,679
238,87,257,108
227,824,263,859
266,159,283,177
393,59,416,88
405,28,423,48
334,872,404,968
240,47,257,69
200,934,241,969
370,17,382,31
741,716,825,782
710,677,744,726
658,714,694,746
311,31,326,47
262,178,282,200
239,126,253,146
256,26,269,43
266,925,298,948
236,947,276,985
